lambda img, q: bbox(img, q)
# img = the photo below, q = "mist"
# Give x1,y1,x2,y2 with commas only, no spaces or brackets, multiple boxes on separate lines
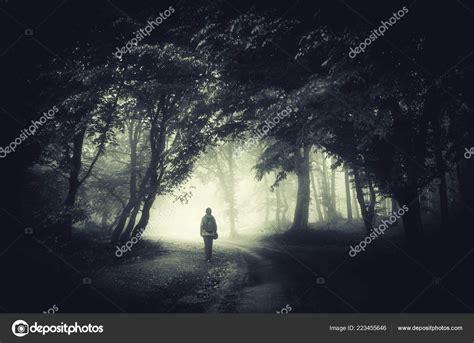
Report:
3,0,473,315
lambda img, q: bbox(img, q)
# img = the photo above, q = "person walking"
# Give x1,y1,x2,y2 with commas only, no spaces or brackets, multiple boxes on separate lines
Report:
200,207,218,262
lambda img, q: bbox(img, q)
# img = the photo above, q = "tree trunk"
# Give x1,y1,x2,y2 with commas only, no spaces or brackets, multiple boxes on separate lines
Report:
117,121,143,242
353,168,372,233
111,200,136,243
320,153,330,220
112,93,171,243
61,128,86,240
275,174,281,229
64,87,122,240
394,187,424,247
131,194,155,237
281,179,289,224
131,154,160,238
330,157,337,211
111,160,153,243
120,202,141,242
391,198,399,212
264,174,270,227
226,143,237,238
456,159,474,217
367,178,376,229
352,187,359,219
319,153,337,223
344,167,353,223
316,167,329,221
429,90,450,230
438,173,449,231
291,145,311,230
310,167,324,222
128,121,139,206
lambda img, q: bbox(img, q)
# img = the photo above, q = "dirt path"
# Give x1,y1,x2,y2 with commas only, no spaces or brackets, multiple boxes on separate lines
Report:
90,238,292,313
211,238,367,313
207,241,287,313
10,229,474,313
90,236,364,313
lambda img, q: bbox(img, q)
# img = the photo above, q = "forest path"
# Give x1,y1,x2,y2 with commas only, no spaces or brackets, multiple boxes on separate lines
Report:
90,235,365,313
97,237,289,313
12,228,474,313
206,240,287,313
213,238,363,313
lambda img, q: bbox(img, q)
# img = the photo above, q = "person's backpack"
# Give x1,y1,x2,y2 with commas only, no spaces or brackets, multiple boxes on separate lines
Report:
204,216,216,232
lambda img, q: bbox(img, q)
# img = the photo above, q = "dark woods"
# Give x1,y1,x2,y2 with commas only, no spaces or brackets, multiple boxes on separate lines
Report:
1,0,473,250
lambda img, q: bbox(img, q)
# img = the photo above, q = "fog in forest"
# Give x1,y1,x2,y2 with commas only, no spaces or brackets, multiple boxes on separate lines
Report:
76,129,374,243
3,0,473,315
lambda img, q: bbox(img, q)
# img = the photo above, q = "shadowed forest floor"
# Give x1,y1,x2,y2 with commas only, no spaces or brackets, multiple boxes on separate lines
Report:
2,222,474,313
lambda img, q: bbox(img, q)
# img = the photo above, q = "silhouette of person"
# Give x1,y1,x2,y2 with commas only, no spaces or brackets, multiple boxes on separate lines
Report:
200,207,217,262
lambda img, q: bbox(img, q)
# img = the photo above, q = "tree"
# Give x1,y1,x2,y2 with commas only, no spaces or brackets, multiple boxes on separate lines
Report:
344,167,353,223
40,52,122,239
110,42,220,243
